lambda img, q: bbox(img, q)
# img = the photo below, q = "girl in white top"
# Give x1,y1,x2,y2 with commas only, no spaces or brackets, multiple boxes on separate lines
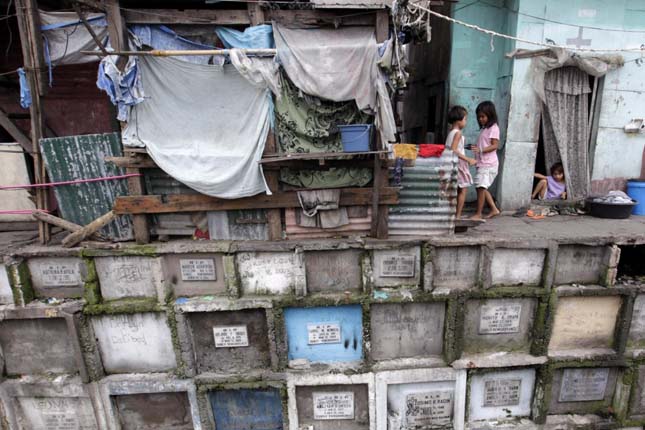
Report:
445,105,476,219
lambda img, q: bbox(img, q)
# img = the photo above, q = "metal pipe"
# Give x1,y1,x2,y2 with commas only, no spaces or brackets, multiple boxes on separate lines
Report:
80,48,277,56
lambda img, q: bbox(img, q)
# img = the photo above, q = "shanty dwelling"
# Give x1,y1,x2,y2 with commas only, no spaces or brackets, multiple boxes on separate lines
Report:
0,0,644,429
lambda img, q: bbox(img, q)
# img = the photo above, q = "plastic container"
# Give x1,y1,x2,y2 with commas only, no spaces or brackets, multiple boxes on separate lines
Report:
627,180,645,215
339,124,372,152
586,197,638,219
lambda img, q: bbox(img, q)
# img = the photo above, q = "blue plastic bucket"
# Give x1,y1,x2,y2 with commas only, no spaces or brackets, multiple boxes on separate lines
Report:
339,124,372,152
627,180,645,215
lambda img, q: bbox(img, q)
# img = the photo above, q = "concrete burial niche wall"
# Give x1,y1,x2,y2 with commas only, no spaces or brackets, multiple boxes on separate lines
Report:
554,245,608,285
628,294,645,350
629,365,645,418
549,295,621,353
468,368,536,422
26,257,87,298
370,302,445,361
91,312,177,373
372,247,421,288
0,318,77,375
462,298,537,354
209,388,283,430
490,248,545,287
94,256,166,301
237,251,306,295
429,246,480,290
305,250,363,294
187,308,271,374
548,367,619,415
113,392,193,430
0,264,13,304
284,305,363,364
164,253,227,297
296,384,369,430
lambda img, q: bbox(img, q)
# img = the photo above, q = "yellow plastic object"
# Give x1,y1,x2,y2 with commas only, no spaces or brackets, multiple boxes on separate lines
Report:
392,144,418,160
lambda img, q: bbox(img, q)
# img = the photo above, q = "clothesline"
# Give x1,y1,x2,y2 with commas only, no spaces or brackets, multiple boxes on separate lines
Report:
409,1,645,53
0,173,141,190
80,48,277,56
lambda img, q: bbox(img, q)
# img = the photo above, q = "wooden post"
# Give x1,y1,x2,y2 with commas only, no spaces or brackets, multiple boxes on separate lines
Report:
62,210,116,248
375,9,389,43
15,0,49,244
264,132,283,240
247,2,265,26
105,0,150,243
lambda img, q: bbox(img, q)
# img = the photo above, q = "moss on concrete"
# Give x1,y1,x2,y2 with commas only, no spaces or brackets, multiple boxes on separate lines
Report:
83,297,162,315
166,306,187,378
8,262,34,305
82,258,101,305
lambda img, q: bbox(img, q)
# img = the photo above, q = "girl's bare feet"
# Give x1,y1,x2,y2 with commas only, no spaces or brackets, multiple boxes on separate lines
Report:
485,209,501,219
469,214,484,221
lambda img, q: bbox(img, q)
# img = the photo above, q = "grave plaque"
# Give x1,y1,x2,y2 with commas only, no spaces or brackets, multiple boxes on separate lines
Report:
559,368,609,402
479,304,522,334
483,379,522,407
237,252,305,295
313,392,354,420
380,255,416,277
405,391,453,427
213,325,249,348
16,397,98,430
41,263,79,286
307,323,341,345
180,259,216,281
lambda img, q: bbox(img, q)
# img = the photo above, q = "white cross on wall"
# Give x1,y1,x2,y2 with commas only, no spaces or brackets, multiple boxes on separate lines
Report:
566,27,592,48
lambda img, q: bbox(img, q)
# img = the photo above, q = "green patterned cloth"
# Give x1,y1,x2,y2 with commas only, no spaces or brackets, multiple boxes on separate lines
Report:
275,74,373,188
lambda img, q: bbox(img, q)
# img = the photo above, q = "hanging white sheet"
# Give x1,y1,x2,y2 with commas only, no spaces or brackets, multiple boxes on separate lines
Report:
273,24,396,143
122,56,273,199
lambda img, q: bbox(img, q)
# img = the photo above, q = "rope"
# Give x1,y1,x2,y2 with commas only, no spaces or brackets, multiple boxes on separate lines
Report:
0,173,142,191
409,2,645,53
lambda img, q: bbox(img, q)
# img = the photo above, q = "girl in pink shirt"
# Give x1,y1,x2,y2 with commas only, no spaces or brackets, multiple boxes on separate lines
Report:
470,101,501,220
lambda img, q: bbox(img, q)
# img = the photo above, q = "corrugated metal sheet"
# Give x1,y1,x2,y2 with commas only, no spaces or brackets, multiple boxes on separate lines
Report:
40,133,133,240
285,207,371,239
388,152,458,236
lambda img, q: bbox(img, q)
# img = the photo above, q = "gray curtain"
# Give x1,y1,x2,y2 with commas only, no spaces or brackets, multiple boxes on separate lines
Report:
541,66,591,199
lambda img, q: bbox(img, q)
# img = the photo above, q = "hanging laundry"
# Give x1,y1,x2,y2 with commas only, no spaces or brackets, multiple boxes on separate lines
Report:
18,68,31,109
273,24,397,144
297,189,349,229
276,74,372,189
215,24,274,49
96,56,144,122
122,54,277,199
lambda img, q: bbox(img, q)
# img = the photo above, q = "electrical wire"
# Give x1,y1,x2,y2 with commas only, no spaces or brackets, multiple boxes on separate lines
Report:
409,1,645,53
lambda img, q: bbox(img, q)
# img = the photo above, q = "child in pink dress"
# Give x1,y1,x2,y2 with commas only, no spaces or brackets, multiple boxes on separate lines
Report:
470,101,501,220
445,106,476,219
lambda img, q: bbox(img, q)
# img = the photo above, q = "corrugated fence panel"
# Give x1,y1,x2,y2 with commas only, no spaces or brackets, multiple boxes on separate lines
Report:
40,133,133,240
388,152,458,236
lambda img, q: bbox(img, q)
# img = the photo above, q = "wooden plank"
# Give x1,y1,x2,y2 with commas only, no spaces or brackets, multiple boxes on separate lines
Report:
105,0,129,70
0,107,32,154
247,2,265,26
126,167,151,244
62,210,116,248
375,9,389,43
31,211,107,241
73,3,109,56
370,151,382,237
114,188,399,214
260,150,388,163
15,0,49,244
122,9,375,26
74,0,106,11
263,132,282,241
106,156,157,169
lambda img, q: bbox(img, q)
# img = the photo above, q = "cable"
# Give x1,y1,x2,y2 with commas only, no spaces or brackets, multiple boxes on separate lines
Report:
0,68,18,76
409,2,645,53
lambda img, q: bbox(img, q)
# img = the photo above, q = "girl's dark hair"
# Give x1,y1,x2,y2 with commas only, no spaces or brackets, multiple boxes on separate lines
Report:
475,101,498,129
447,105,467,124
550,162,564,176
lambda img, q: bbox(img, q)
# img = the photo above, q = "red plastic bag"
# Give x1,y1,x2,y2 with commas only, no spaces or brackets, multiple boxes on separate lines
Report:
418,144,445,158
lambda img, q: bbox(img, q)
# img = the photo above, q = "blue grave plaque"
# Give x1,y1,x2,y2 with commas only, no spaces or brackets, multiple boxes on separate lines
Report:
209,388,283,430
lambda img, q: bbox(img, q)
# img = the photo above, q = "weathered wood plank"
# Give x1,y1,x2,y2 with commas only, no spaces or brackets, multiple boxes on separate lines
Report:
0,107,32,154
263,132,282,241
62,210,116,248
106,156,157,169
114,188,399,214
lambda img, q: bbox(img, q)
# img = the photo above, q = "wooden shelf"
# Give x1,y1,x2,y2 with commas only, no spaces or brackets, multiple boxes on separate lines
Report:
260,150,389,164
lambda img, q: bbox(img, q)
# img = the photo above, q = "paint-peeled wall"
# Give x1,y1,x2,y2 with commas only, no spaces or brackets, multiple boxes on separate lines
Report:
501,0,645,209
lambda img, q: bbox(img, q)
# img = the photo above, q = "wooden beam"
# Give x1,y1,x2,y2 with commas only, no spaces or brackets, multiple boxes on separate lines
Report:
114,188,399,215
31,211,108,241
62,210,116,248
73,3,109,57
375,9,389,43
263,132,282,241
74,0,106,12
247,2,265,26
15,0,49,243
105,155,157,169
126,167,150,244
122,9,376,26
0,107,32,154
105,0,129,70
